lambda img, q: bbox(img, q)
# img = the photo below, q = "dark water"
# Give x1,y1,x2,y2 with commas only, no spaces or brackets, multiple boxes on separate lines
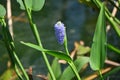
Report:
3,0,120,80
0,0,98,76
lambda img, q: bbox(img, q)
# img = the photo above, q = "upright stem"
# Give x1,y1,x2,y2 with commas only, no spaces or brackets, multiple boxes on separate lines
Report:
68,62,81,80
98,70,104,80
1,19,29,80
64,34,69,55
64,31,81,80
22,0,56,80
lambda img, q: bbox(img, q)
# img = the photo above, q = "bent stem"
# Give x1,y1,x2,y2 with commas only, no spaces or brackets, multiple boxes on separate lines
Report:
22,0,56,80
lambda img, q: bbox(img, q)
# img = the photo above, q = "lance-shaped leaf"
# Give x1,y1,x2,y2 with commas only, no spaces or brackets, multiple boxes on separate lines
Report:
21,41,72,62
90,3,106,70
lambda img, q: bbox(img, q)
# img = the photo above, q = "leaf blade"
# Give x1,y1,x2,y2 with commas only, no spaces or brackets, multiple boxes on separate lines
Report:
17,0,32,10
47,58,61,80
90,3,106,70
17,0,45,11
60,57,89,80
21,41,72,62
32,0,45,11
0,4,6,17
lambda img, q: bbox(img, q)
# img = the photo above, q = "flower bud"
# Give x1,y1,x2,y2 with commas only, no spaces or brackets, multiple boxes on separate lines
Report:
54,21,65,44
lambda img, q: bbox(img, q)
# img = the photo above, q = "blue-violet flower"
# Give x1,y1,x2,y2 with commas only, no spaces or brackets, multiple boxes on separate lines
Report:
54,21,65,44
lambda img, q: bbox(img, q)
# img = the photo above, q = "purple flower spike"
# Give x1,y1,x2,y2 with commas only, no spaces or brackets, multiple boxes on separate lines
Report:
54,21,65,45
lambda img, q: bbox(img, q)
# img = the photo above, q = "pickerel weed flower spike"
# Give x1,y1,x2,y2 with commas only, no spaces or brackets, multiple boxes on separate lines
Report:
54,21,65,44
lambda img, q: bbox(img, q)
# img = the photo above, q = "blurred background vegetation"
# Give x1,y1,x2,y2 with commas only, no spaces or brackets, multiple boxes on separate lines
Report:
0,0,120,80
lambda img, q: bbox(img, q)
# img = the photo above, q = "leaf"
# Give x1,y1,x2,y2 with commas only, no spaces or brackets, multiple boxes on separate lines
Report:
47,58,61,80
92,0,120,36
60,57,89,80
0,4,6,17
0,68,16,80
21,41,72,62
32,0,45,11
90,3,106,70
17,0,45,11
77,45,90,55
17,0,32,10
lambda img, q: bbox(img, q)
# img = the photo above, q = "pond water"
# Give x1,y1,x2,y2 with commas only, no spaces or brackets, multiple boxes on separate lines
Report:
0,0,97,77
1,0,120,80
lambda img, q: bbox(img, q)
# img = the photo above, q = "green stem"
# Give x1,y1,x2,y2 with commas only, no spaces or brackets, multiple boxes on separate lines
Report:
64,30,81,80
98,70,104,80
68,62,81,80
119,0,120,5
22,0,56,80
107,44,120,54
93,0,120,36
64,34,69,55
15,64,24,80
14,51,29,80
1,19,29,80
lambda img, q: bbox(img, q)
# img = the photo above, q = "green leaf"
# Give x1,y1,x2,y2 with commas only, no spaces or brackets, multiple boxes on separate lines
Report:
47,58,61,80
17,0,45,11
32,0,45,11
21,41,72,62
90,3,106,70
92,0,120,36
77,45,90,55
17,0,32,10
0,4,6,17
60,57,89,80
0,68,15,80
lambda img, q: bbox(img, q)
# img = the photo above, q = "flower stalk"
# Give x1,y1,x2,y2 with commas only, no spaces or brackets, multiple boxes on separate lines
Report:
54,21,81,80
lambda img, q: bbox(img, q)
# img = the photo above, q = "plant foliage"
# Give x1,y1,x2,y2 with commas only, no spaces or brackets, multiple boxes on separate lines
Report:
90,3,106,70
